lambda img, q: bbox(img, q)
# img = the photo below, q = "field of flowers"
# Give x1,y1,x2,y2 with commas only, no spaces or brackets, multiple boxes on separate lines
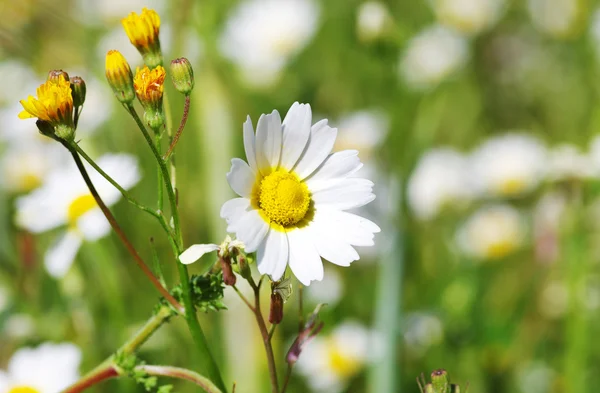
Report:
1,0,599,392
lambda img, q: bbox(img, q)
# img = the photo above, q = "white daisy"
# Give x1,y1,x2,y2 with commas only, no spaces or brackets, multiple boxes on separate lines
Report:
182,103,379,285
403,312,444,357
296,321,376,393
407,148,474,220
399,25,469,91
547,144,597,181
334,110,388,160
468,133,547,198
15,154,140,278
0,343,81,393
219,0,320,87
432,0,505,35
356,2,390,42
456,204,526,261
528,0,583,38
179,235,244,264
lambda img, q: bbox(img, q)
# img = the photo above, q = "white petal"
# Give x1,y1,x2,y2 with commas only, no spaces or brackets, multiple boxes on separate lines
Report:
312,178,376,210
294,119,338,179
305,150,363,191
287,229,323,285
220,197,251,231
280,102,312,170
44,231,82,278
179,244,220,265
257,229,289,280
77,208,111,241
15,188,68,233
233,209,269,253
307,219,359,266
255,110,282,173
92,153,141,206
243,115,258,172
317,208,381,246
226,158,256,198
0,371,9,391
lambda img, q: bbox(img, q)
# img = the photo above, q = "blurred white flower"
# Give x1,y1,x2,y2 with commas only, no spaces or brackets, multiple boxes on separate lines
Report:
457,204,526,261
3,314,35,339
334,110,388,160
403,312,444,357
469,133,547,198
15,154,140,278
219,0,320,87
432,0,505,35
528,0,583,38
516,362,555,393
399,25,469,91
296,321,376,393
305,267,344,306
539,281,568,319
407,148,474,220
0,343,81,393
547,144,597,181
356,2,389,42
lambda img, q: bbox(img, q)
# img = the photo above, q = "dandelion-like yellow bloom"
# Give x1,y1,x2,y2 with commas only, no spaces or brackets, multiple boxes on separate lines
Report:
122,8,162,67
134,65,166,128
105,50,135,103
19,74,74,135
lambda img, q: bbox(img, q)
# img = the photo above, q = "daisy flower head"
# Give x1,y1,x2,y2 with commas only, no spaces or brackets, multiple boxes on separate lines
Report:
456,204,526,261
528,0,584,39
296,321,377,393
469,133,547,198
356,2,390,42
547,144,597,181
0,342,81,393
432,0,506,35
219,0,320,87
217,102,379,285
15,154,140,278
121,8,162,67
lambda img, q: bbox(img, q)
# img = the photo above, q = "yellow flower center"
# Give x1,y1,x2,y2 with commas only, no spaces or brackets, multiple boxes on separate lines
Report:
257,170,310,228
486,240,516,259
9,386,41,393
327,343,362,378
21,173,42,192
498,178,527,196
67,194,97,227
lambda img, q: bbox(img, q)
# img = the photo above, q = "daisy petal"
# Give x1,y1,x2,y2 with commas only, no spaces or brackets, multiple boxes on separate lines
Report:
234,209,269,252
312,178,375,210
257,229,289,280
78,208,111,241
221,197,251,230
255,110,282,173
307,220,360,266
322,209,381,246
280,102,312,170
0,371,8,392
243,115,258,172
45,231,83,278
180,244,220,265
305,150,363,191
287,229,323,285
226,158,255,198
294,119,338,179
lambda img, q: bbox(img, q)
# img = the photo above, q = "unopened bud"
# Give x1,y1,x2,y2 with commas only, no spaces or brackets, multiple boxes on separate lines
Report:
431,369,449,393
236,253,252,280
269,292,284,324
35,120,55,138
220,256,236,286
170,58,194,95
48,69,69,82
105,50,135,104
70,76,86,107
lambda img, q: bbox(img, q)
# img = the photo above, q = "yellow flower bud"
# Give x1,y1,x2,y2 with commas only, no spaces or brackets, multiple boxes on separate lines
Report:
105,50,135,104
122,8,162,68
134,65,166,129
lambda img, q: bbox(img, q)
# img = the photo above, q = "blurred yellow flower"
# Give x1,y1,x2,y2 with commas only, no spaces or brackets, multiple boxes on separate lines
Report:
122,8,162,67
18,75,74,131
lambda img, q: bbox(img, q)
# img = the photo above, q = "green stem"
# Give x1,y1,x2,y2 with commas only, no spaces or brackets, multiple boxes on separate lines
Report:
137,365,223,393
154,131,164,211
163,91,177,189
125,104,227,393
67,147,184,313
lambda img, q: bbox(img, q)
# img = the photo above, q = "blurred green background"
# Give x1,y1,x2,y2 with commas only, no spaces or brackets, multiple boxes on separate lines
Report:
2,0,600,392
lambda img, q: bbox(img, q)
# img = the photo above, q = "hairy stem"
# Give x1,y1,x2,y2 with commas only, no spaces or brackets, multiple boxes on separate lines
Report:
164,95,191,161
137,365,223,393
126,105,227,392
68,148,183,313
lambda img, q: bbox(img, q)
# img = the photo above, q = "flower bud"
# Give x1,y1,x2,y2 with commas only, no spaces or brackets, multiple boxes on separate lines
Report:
122,8,162,68
70,76,86,107
431,369,449,393
269,292,284,324
105,50,135,104
134,65,166,129
47,69,69,82
220,256,236,286
170,58,194,95
235,253,252,280
36,120,55,138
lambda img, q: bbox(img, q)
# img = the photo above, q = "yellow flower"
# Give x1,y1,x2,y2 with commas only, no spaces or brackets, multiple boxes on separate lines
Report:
105,50,135,104
133,65,166,128
122,8,162,67
19,74,74,139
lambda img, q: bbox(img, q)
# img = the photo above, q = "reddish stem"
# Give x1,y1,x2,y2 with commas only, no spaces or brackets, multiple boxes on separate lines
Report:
62,365,118,393
163,95,190,161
